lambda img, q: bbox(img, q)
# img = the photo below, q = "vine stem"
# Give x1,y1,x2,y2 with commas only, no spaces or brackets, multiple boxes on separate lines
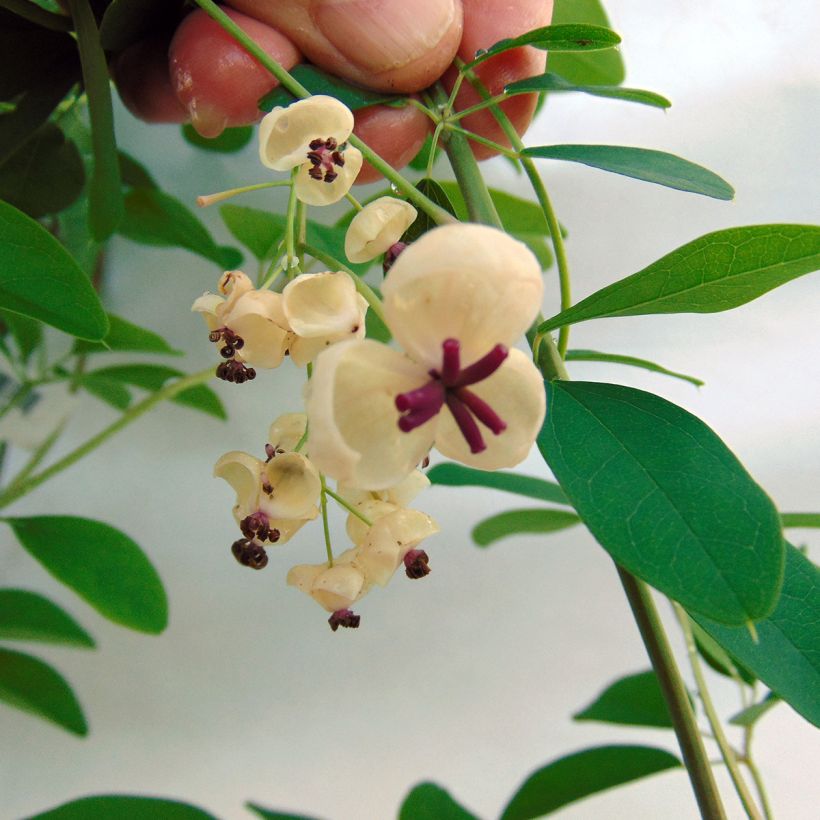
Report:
323,487,373,526
0,367,216,511
191,0,455,227
319,475,333,566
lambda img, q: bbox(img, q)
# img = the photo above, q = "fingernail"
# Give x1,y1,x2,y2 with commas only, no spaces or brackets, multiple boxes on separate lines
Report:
187,102,228,139
314,0,456,72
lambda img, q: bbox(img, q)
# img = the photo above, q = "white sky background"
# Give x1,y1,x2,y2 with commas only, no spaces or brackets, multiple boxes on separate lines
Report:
2,2,819,818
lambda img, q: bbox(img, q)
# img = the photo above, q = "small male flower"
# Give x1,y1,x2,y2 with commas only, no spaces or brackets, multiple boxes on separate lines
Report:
258,95,363,206
344,196,417,264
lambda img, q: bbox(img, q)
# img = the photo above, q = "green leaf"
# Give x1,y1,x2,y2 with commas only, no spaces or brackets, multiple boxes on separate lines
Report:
0,200,109,340
506,72,670,109
119,187,242,269
472,24,622,67
548,0,625,85
513,231,554,270
0,123,84,218
182,123,253,153
438,182,550,235
258,64,399,112
690,620,755,685
85,364,226,419
523,144,733,200
538,225,820,334
574,670,673,728
408,133,442,172
538,381,785,625
0,646,87,735
119,150,156,189
781,513,820,528
6,516,168,634
28,795,218,820
0,589,94,647
0,309,42,362
246,803,320,820
305,220,370,277
399,783,477,820
220,204,285,262
565,349,703,386
472,508,580,547
402,178,459,245
500,745,681,819
428,463,570,506
100,0,185,52
695,543,820,728
67,0,124,240
365,304,391,343
80,374,132,410
74,313,181,356
729,692,781,728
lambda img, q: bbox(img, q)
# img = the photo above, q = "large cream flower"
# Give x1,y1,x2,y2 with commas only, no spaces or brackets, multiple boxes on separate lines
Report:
258,95,363,206
305,223,546,490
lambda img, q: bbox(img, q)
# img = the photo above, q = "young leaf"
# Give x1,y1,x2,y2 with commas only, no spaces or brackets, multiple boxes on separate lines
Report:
506,73,670,109
538,381,785,625
689,620,755,685
500,745,680,819
399,783,478,820
472,24,622,67
0,588,94,647
6,516,168,634
246,803,321,820
74,313,181,356
781,512,820,528
0,646,87,735
182,123,253,153
729,692,781,728
574,670,672,728
66,0,124,240
472,508,580,547
258,64,399,112
565,349,703,387
220,204,286,262
0,200,109,341
84,364,226,420
427,463,570,506
694,543,820,728
28,795,218,819
523,145,734,200
538,225,820,334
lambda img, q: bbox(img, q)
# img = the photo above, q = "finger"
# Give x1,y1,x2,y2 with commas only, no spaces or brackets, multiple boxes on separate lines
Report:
168,8,302,137
447,0,553,160
226,0,463,93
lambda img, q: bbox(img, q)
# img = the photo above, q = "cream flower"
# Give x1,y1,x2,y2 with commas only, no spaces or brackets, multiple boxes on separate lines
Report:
281,272,368,366
306,223,546,490
344,196,417,263
258,95,363,206
192,271,289,383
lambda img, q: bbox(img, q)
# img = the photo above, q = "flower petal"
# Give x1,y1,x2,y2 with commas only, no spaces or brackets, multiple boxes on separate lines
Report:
382,223,543,367
213,451,262,517
225,290,290,369
267,413,307,453
191,292,223,330
345,499,398,546
261,452,321,518
345,196,417,263
283,272,366,338
294,146,363,206
258,95,354,171
436,347,546,470
287,562,366,612
306,339,433,490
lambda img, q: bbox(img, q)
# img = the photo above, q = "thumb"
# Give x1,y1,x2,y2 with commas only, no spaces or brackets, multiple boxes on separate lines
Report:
226,0,463,93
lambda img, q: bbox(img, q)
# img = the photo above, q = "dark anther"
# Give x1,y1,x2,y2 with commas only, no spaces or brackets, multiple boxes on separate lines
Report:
325,137,338,150
308,166,324,180
215,359,256,385
305,137,347,183
331,151,345,166
324,171,337,183
309,138,323,150
261,480,273,495
208,330,221,343
219,344,234,358
240,511,279,543
404,549,431,579
230,538,268,570
265,443,276,461
328,609,360,631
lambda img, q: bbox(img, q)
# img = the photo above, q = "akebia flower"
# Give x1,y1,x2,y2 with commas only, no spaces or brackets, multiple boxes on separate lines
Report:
344,196,417,264
306,223,546,490
258,95,363,206
192,271,289,383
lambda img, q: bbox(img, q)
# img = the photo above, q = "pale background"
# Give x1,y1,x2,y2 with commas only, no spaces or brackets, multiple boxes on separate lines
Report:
2,1,819,818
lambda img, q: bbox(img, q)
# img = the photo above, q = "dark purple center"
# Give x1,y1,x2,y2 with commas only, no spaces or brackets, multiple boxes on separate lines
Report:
307,137,346,183
240,512,280,544
395,338,508,454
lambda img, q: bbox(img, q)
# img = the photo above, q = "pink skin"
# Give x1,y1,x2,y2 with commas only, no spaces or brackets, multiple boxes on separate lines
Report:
113,0,553,176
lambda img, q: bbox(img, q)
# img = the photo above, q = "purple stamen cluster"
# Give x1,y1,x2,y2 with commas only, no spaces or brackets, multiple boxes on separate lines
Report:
216,360,256,383
307,137,346,183
210,326,256,383
328,608,360,631
395,338,509,454
403,549,431,579
231,539,269,570
209,326,245,358
240,512,280,544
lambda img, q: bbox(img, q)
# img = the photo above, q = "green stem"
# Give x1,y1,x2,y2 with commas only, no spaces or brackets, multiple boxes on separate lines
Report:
0,367,215,511
742,756,774,820
319,475,333,566
448,93,508,122
675,604,764,820
192,0,455,227
0,0,71,30
344,193,363,211
285,168,299,273
618,568,727,820
4,420,66,493
197,179,291,208
324,487,373,526
444,124,521,159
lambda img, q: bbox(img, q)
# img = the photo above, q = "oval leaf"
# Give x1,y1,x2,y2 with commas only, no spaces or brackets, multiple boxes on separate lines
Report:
538,381,785,624
507,73,670,109
524,144,733,199
539,225,820,333
0,589,94,647
0,646,87,735
74,313,181,356
472,508,580,547
427,463,569,506
28,795,217,819
6,516,168,634
246,803,321,820
728,692,780,728
565,349,703,386
0,200,108,340
500,745,681,819
399,783,477,820
220,204,286,262
574,670,672,728
694,543,820,727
